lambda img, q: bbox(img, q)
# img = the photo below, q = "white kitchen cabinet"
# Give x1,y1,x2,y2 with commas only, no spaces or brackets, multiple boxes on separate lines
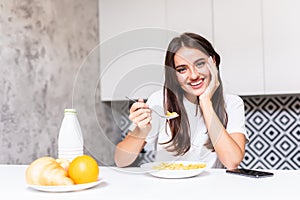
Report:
165,0,213,42
263,0,300,94
99,0,213,101
214,0,300,95
99,0,166,42
213,0,265,95
99,0,167,101
99,0,300,101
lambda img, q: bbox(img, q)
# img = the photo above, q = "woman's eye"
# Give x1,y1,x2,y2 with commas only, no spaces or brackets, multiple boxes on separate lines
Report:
195,62,205,68
176,68,186,73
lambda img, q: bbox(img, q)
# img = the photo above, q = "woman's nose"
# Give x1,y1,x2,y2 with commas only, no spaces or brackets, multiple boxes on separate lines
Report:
189,66,199,79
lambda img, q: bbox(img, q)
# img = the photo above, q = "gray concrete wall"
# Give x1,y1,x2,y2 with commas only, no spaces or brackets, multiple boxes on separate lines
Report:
0,0,122,165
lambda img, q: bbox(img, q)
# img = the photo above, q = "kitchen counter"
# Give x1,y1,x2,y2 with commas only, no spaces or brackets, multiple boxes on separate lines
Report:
1,165,299,200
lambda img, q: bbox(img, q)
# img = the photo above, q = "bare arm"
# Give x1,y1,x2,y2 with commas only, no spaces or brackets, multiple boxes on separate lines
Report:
199,57,246,169
200,100,246,169
114,99,152,167
114,129,147,167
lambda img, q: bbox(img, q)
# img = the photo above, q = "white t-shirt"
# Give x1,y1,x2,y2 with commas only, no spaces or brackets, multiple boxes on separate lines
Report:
129,90,248,168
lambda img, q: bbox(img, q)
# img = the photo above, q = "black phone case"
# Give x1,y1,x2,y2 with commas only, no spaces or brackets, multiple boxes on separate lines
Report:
226,168,274,178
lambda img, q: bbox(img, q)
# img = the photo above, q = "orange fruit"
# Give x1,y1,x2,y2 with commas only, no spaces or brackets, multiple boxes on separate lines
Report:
68,155,99,184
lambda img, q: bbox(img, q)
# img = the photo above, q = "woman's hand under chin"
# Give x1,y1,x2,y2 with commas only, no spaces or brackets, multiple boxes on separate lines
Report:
199,56,220,105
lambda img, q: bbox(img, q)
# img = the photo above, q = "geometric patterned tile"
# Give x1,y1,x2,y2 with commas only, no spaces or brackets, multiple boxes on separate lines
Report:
264,124,281,142
248,135,271,157
248,160,269,170
290,124,300,141
274,135,297,157
290,150,300,169
273,109,296,131
240,151,256,167
119,114,131,137
262,98,280,116
274,96,294,105
288,97,300,115
248,97,267,107
278,161,297,170
244,98,254,114
242,95,300,170
247,110,270,132
263,149,284,169
245,124,256,138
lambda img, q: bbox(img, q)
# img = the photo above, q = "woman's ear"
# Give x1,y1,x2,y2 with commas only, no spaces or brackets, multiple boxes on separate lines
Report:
211,55,219,70
212,55,217,64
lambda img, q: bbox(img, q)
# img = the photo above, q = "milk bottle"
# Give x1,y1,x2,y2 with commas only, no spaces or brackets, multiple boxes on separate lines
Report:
58,108,84,161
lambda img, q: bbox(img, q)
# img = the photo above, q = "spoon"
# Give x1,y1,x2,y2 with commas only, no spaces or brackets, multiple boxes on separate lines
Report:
125,96,179,120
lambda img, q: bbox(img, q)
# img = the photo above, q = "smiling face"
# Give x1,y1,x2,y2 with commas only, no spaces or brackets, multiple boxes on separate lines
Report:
174,47,211,103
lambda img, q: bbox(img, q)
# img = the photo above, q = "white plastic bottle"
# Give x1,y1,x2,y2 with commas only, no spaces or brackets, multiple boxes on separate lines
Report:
58,108,84,161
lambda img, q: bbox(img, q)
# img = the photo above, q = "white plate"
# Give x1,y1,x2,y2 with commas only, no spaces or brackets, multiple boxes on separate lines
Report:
27,179,104,192
140,161,206,179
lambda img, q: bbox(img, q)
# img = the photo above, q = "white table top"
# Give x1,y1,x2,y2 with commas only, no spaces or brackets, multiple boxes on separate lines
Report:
1,165,298,200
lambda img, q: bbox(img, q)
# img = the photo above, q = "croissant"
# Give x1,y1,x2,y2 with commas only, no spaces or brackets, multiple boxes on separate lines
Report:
25,157,74,186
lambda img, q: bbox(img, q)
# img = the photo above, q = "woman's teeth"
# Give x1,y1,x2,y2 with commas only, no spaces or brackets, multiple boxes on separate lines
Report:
190,80,203,86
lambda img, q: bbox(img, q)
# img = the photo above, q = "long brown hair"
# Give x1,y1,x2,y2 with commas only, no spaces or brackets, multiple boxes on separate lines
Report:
162,32,228,155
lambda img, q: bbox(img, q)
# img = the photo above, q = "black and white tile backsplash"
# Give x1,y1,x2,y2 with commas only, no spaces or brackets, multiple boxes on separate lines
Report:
117,95,300,169
240,95,299,169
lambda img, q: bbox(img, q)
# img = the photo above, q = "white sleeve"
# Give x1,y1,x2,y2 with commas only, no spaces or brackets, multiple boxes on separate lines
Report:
225,95,249,141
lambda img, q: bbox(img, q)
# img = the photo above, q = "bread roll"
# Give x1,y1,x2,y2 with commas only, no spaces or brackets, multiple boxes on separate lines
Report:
25,157,74,186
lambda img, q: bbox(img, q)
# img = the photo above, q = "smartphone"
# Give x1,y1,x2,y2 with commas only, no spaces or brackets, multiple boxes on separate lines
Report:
226,168,274,178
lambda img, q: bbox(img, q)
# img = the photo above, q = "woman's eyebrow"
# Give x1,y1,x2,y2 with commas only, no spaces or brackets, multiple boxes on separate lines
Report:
175,58,206,69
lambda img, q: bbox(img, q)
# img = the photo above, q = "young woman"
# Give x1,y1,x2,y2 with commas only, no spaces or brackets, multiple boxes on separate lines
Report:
114,32,248,169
